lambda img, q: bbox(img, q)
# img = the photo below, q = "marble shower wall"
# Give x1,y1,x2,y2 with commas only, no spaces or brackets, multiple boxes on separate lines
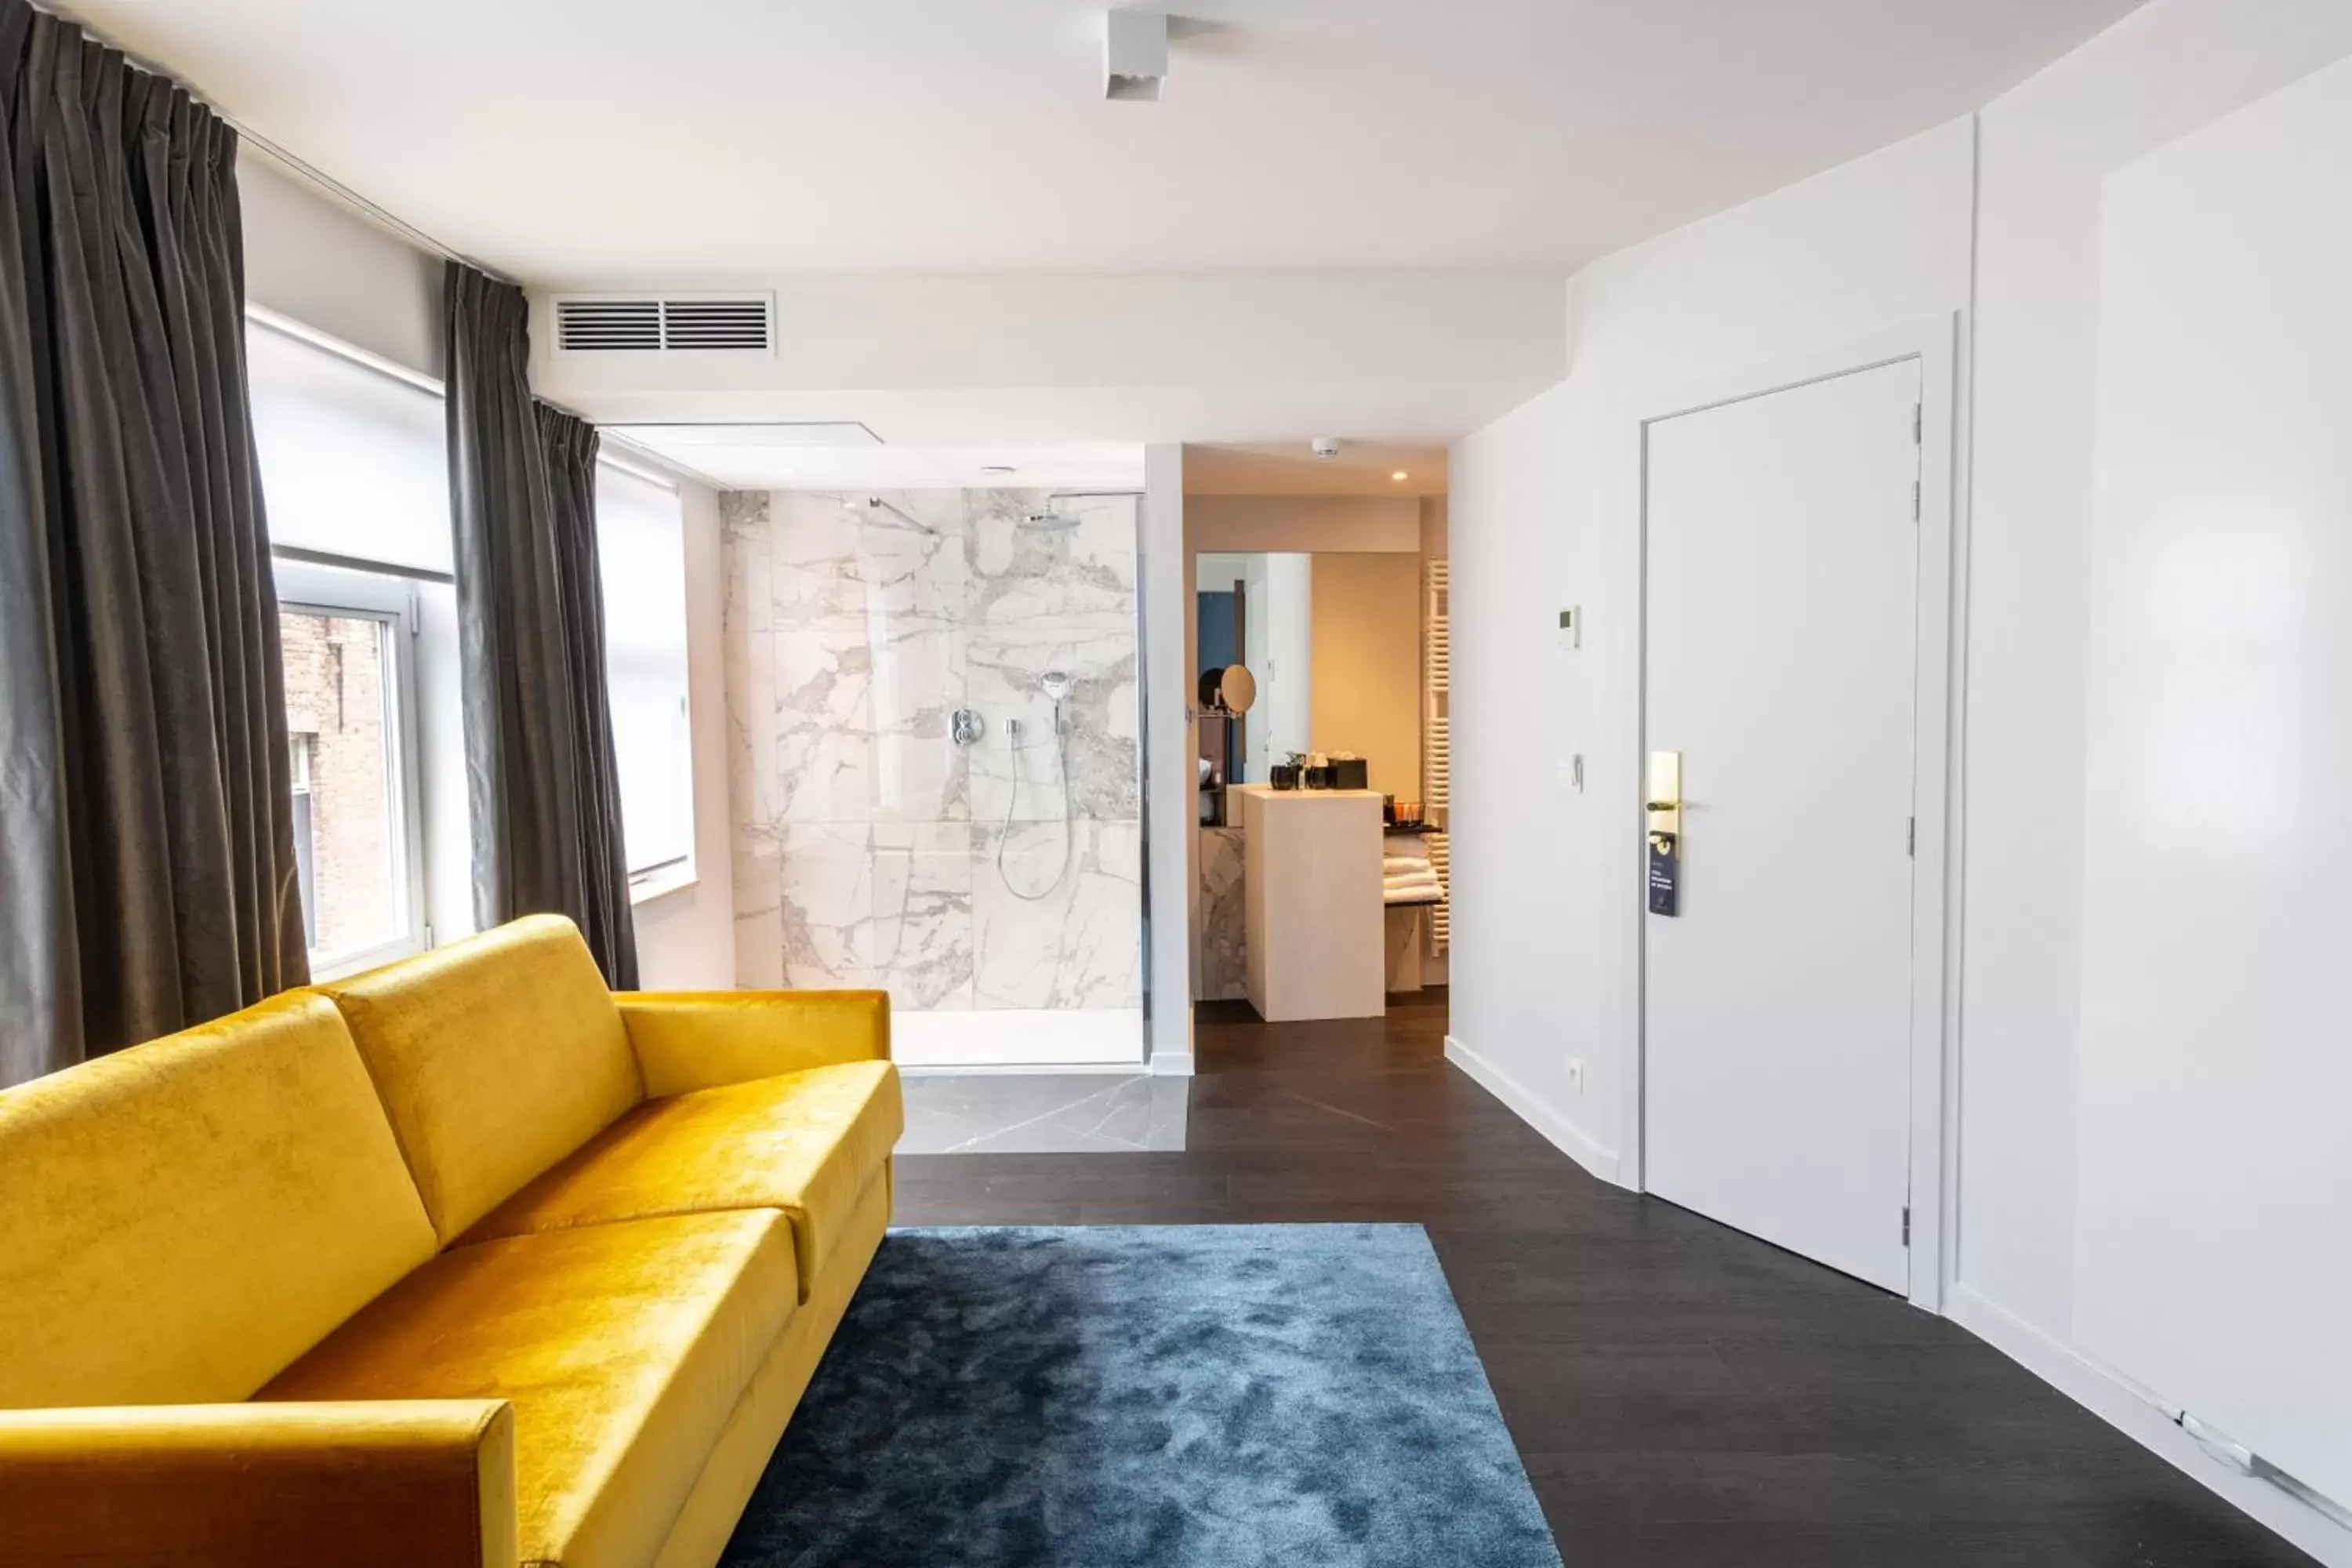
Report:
724,488,1143,1015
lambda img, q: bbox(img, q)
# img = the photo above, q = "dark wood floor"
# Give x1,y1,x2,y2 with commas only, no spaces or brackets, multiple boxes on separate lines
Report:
894,995,2317,1567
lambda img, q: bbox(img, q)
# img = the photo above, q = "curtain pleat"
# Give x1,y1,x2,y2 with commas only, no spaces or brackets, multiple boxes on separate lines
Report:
0,0,303,1085
539,406,637,986
445,260,637,987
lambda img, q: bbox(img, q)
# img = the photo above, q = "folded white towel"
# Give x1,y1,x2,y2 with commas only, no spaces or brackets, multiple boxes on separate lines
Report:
1382,854,1432,873
1384,873,1443,896
1385,884,1444,906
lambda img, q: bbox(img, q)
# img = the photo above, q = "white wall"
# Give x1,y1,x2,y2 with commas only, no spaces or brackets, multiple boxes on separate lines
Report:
1958,0,2352,1349
1448,116,1974,1178
1258,556,1315,770
1143,445,1194,1074
2067,51,2352,1513
1951,13,2352,1556
1236,554,1273,782
1450,2,2352,1556
630,477,736,989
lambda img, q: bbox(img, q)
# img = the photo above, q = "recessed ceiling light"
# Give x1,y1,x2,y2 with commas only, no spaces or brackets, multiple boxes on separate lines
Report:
1391,470,1410,482
981,464,1017,477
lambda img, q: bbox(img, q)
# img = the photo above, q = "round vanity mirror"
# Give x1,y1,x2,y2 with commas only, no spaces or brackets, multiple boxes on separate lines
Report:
1199,662,1257,715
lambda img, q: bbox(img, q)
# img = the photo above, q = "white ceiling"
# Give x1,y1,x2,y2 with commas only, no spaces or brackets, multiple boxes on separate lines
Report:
608,431,1145,493
70,0,2140,279
1185,441,1448,497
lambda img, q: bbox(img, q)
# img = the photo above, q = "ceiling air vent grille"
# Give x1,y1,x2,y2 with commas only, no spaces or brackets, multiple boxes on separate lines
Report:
553,294,775,354
555,298,661,351
660,298,771,351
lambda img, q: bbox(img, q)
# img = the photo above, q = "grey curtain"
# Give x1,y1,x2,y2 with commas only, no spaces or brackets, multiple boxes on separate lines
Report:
444,261,637,986
0,1,304,1086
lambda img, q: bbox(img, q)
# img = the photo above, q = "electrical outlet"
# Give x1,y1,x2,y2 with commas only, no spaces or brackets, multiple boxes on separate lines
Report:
1567,1058,1585,1094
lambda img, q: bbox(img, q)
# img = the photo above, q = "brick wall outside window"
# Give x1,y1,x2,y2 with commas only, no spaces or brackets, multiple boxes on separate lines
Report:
279,609,394,957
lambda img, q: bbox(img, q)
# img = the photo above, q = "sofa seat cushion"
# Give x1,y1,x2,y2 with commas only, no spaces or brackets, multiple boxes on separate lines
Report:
261,1211,796,1568
459,1062,901,1302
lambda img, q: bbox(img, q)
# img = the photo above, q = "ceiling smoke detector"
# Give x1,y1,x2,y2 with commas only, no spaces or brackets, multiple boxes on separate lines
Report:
1104,9,1168,102
1310,437,1342,459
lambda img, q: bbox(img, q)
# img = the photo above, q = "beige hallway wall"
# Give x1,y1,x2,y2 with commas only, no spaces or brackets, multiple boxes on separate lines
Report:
1308,552,1423,797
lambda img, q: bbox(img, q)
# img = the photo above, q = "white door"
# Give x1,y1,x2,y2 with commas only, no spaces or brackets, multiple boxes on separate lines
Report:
1642,359,1921,1294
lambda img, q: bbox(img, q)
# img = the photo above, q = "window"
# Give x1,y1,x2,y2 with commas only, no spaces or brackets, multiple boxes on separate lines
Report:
596,459,695,887
274,562,424,975
249,307,699,952
250,311,449,973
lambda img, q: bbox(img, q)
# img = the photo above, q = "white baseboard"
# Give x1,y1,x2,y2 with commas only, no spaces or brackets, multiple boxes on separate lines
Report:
891,1007,1145,1070
1148,1050,1196,1078
1443,1034,1624,1188
1948,1284,2352,1567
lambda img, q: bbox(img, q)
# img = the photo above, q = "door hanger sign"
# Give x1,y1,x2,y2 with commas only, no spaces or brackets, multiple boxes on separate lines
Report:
1647,830,1679,917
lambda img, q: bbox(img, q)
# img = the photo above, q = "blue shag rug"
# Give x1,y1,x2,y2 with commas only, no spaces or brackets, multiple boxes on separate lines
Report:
719,1224,1561,1568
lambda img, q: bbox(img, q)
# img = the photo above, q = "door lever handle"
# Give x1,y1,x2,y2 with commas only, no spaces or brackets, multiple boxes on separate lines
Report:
1645,800,1678,813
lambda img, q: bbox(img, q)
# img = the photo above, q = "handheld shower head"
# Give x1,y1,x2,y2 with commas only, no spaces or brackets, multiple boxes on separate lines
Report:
1021,509,1083,532
1040,670,1073,702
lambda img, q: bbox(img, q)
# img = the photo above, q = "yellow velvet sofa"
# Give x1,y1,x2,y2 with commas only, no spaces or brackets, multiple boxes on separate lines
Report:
0,915,902,1568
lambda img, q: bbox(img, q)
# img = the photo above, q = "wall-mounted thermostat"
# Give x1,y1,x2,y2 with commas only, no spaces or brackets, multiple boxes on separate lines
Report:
1558,607,1581,650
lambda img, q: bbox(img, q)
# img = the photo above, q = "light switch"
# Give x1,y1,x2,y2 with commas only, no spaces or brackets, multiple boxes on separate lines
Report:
1558,607,1581,650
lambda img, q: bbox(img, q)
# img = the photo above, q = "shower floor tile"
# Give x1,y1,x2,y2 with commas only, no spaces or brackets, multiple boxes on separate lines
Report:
897,1073,1188,1154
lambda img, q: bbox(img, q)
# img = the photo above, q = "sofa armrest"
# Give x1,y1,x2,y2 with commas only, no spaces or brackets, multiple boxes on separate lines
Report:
0,1400,517,1568
619,989,892,1098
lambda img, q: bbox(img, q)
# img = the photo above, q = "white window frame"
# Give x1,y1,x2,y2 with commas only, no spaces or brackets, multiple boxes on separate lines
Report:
274,558,429,978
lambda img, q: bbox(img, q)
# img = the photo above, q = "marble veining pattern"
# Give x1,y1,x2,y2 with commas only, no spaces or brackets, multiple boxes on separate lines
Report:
1196,825,1247,1001
896,1073,1188,1153
725,488,1142,1017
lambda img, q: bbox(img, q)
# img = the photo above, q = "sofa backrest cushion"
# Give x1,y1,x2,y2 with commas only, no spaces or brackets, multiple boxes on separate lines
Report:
0,993,437,1409
315,915,644,1244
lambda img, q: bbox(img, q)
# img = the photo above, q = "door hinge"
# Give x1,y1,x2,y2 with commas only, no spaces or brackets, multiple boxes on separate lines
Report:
404,592,421,636
1907,818,1915,857
1901,1204,1912,1247
1911,481,1922,521
1912,402,1923,444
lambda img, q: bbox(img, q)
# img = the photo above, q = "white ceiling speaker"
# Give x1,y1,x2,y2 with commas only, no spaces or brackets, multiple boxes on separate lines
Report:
1104,9,1168,102
1311,437,1342,459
